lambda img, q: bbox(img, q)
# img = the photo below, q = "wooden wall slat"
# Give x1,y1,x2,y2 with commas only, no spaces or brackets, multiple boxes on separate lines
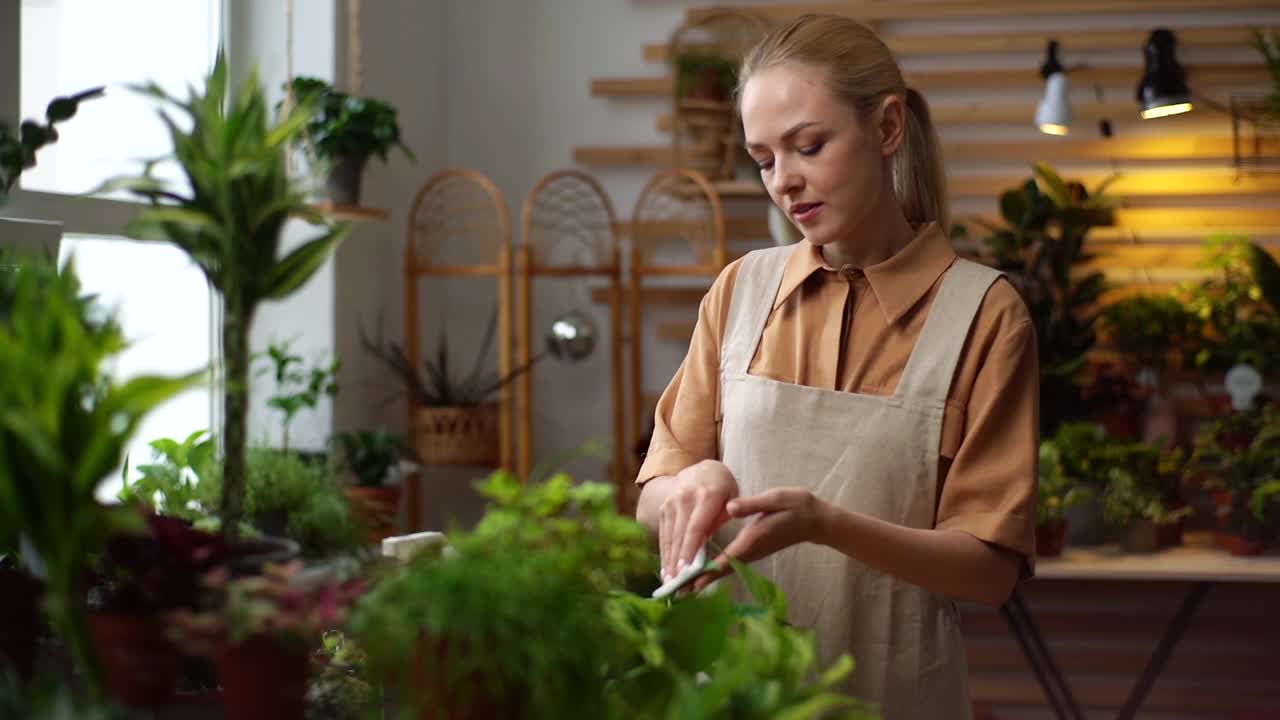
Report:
687,0,1280,23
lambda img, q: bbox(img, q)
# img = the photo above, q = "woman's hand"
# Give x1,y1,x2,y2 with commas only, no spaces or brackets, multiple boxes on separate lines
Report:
693,487,830,591
658,460,739,582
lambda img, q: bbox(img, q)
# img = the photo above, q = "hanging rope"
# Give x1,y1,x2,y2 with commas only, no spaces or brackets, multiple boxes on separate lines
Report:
347,0,364,95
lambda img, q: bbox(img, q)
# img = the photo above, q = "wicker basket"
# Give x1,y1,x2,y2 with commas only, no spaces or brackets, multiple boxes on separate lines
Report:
413,404,500,466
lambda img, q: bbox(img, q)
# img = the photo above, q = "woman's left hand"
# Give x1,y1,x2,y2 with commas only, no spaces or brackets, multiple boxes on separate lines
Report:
691,487,831,591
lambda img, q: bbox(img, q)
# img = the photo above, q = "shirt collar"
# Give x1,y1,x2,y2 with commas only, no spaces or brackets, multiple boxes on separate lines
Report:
774,222,957,324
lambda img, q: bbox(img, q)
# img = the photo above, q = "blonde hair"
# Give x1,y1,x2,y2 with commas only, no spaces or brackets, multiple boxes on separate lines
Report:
737,14,948,229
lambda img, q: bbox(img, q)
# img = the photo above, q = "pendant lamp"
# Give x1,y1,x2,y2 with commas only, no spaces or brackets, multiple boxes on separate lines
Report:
1035,40,1071,135
1137,28,1193,119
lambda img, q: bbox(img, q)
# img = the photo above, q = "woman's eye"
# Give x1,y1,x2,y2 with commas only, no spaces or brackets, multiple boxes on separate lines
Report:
799,142,825,157
756,160,774,172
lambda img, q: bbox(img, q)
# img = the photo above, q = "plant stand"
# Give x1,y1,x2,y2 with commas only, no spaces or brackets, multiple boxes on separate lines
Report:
626,169,728,484
403,169,515,530
517,169,627,498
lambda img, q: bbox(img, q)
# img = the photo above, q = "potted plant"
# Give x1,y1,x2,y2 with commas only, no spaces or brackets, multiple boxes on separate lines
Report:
350,470,874,719
86,513,232,707
1079,362,1151,441
1188,404,1280,554
359,310,536,467
334,427,408,543
306,630,374,720
979,163,1118,437
1100,449,1193,554
0,258,199,698
1046,421,1117,546
1035,441,1092,556
117,430,217,526
282,77,415,206
170,560,366,720
97,51,348,543
257,339,340,455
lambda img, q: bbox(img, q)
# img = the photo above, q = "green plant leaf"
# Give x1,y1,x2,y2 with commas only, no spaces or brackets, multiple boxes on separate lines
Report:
1033,162,1072,208
266,227,348,300
726,556,788,620
662,589,735,673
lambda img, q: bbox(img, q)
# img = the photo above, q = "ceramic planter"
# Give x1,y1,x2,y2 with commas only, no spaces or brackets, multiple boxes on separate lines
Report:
325,154,368,206
1035,519,1067,557
345,485,402,542
217,634,309,720
88,612,180,707
1121,520,1160,554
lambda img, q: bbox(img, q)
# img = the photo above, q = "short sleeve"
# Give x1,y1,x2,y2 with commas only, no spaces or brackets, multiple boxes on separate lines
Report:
635,260,741,485
935,316,1039,577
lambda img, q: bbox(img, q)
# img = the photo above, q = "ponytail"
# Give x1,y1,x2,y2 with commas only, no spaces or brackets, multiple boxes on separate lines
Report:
894,88,948,230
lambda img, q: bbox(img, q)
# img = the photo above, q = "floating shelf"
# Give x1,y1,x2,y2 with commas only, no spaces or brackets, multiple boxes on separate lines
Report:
642,26,1255,63
593,65,1267,99
311,202,389,223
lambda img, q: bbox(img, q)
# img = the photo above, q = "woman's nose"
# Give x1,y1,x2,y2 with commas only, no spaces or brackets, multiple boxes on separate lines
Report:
769,160,802,197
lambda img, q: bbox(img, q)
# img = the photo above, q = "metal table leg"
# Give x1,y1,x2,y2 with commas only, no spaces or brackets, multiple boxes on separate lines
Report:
1000,588,1085,720
1116,581,1213,720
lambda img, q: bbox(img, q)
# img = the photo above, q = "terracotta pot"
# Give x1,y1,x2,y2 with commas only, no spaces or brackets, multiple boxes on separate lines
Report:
1035,520,1067,557
1097,409,1142,441
0,568,41,684
1214,532,1266,557
217,634,309,720
89,612,180,707
345,485,402,542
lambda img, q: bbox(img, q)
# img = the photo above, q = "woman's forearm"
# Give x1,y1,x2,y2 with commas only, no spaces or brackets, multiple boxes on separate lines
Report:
815,503,1022,607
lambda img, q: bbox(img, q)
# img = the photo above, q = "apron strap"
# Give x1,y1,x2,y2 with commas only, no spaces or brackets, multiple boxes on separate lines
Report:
721,245,793,379
893,258,1004,405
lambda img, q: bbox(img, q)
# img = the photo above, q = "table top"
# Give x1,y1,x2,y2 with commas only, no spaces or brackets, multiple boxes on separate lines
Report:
1034,542,1280,583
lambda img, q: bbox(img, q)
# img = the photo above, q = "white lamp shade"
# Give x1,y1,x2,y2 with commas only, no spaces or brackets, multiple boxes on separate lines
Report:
1035,72,1072,135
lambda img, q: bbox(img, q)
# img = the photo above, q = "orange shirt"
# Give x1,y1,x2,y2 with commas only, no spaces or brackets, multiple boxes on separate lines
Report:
637,223,1039,570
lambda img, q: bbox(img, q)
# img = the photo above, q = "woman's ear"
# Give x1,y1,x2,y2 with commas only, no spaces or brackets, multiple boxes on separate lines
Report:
875,94,907,158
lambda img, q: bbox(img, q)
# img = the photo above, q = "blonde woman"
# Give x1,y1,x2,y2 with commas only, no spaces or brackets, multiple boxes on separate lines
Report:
635,15,1038,719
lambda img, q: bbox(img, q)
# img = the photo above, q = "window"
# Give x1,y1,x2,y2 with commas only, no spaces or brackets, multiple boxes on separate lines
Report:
6,1,224,499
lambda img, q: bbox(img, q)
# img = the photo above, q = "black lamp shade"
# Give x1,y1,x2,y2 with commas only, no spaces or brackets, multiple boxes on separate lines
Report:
1136,28,1192,118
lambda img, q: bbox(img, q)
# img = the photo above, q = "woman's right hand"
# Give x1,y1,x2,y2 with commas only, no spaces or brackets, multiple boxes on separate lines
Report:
658,460,739,582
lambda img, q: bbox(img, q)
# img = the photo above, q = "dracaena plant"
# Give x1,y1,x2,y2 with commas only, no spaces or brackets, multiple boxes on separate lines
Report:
0,258,198,697
95,50,348,542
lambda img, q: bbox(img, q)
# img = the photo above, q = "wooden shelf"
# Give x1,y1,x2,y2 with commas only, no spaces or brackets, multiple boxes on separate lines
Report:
687,0,1280,23
658,101,1207,132
311,202,389,222
576,136,1248,169
593,64,1267,99
644,26,1254,63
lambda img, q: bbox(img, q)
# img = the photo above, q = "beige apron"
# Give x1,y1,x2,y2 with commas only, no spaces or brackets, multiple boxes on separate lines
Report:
713,244,1000,720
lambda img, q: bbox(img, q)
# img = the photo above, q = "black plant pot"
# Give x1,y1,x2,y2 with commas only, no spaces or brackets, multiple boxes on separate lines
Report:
325,155,368,206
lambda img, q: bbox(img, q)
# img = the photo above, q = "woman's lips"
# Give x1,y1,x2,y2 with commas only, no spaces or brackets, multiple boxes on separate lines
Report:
790,202,823,224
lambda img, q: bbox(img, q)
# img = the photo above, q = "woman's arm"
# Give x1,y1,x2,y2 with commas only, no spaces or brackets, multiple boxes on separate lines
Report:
816,502,1022,608
700,488,1022,608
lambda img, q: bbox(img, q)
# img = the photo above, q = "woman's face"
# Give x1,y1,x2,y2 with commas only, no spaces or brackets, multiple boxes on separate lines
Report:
740,63,902,252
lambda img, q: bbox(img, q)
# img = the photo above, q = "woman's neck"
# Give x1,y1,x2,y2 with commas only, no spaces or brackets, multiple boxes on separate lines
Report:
820,196,917,269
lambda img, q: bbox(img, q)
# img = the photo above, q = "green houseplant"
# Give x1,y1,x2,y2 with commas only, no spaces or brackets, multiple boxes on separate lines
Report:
1187,404,1280,554
0,258,198,697
1099,443,1191,553
1035,441,1093,556
979,162,1118,436
0,87,103,206
97,51,348,543
282,76,414,205
257,339,340,454
350,471,876,720
359,309,537,467
334,427,408,543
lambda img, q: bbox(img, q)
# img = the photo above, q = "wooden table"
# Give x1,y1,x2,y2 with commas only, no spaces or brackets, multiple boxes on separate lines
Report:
1001,544,1280,720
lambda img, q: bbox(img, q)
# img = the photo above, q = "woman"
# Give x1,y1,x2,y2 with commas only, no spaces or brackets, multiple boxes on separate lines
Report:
634,14,1038,719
